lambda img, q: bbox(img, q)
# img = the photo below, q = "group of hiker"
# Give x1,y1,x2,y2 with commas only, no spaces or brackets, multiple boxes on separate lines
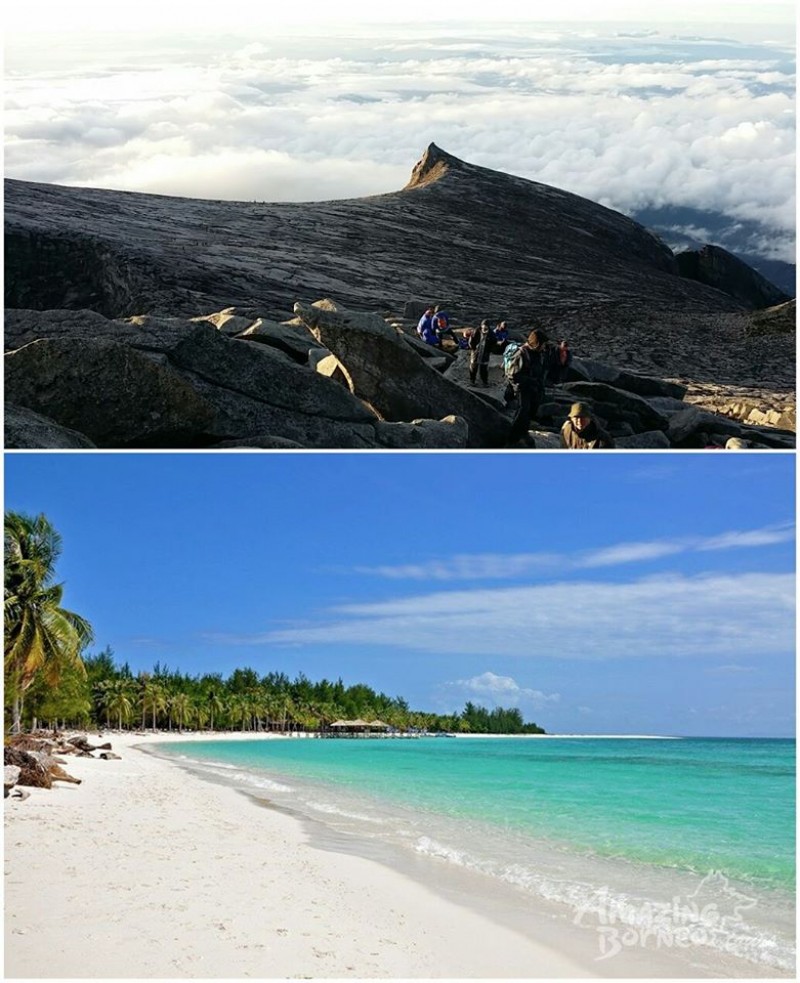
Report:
416,306,614,449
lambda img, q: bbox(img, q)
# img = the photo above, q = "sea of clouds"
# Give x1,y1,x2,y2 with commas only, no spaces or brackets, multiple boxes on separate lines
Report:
4,23,795,261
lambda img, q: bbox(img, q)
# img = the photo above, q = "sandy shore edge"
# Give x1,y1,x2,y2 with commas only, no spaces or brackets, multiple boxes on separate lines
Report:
4,731,592,979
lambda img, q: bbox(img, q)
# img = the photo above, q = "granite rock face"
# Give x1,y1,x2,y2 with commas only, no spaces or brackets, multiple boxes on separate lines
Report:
5,143,751,326
4,145,794,449
5,403,97,449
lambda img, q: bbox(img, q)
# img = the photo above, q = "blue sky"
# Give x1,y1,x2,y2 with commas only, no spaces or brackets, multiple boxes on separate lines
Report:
4,452,795,737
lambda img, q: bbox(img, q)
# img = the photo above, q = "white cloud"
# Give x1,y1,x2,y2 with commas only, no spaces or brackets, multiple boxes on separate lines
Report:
447,671,560,708
247,572,795,659
353,523,794,581
3,27,795,259
578,541,686,567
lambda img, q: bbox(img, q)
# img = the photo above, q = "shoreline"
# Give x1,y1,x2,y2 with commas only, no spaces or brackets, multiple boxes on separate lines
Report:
4,731,591,979
5,731,792,979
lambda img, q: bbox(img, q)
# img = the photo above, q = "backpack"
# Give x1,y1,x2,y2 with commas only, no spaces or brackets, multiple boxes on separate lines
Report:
502,341,523,379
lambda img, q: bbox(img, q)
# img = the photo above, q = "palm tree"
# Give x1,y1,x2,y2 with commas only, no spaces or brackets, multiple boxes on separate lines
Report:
4,512,94,734
97,678,134,731
170,692,192,733
206,689,225,732
141,677,168,732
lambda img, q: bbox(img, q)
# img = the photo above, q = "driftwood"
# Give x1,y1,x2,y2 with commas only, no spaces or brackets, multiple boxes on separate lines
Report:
65,735,111,753
3,746,81,788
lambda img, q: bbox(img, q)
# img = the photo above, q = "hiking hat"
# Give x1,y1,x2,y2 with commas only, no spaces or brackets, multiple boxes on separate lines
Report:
569,402,591,419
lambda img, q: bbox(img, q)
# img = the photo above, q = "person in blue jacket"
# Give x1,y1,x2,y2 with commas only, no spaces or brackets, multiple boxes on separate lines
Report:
493,320,510,351
417,307,439,346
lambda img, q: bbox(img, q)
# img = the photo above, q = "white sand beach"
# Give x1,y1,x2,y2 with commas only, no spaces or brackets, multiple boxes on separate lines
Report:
4,731,592,979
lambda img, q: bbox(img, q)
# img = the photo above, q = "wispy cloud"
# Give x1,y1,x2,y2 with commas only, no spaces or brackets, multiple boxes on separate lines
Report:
698,525,796,550
353,522,794,581
226,572,795,660
705,664,757,674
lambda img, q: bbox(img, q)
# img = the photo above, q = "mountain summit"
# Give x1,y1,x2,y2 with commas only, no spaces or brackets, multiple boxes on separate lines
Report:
5,144,761,322
4,146,794,434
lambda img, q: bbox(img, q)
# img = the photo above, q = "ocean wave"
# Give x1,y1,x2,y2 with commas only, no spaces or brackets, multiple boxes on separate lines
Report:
186,758,294,793
227,770,293,792
306,801,386,824
413,837,795,971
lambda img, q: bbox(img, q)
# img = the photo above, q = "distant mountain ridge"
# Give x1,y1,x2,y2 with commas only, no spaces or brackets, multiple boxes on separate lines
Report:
631,204,795,299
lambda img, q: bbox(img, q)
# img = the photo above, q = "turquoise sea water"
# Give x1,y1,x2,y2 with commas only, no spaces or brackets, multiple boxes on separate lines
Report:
159,736,795,970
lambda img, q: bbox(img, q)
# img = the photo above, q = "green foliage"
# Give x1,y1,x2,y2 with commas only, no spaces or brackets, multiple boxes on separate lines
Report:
4,511,94,733
62,650,548,735
4,512,548,737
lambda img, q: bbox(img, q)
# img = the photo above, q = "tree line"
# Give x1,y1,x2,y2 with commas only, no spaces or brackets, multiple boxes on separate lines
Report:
4,511,546,736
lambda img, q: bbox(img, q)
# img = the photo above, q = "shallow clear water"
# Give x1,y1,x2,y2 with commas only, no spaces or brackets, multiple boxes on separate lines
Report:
159,736,795,971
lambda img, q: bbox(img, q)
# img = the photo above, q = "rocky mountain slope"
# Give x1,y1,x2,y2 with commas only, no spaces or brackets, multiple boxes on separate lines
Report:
5,145,795,449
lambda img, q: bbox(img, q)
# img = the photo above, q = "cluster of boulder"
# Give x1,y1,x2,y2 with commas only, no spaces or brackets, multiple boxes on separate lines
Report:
5,299,793,449
4,733,119,801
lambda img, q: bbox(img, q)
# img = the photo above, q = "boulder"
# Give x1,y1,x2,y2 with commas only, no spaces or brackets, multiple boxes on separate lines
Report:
375,415,469,448
161,324,383,446
169,325,377,425
191,308,257,336
4,308,120,351
295,300,510,448
646,396,691,416
668,406,705,443
561,382,669,432
529,430,563,449
570,358,686,399
313,353,352,389
5,338,216,447
99,752,122,760
615,430,671,449
4,308,204,354
5,403,97,449
400,331,455,362
187,374,380,447
234,318,325,363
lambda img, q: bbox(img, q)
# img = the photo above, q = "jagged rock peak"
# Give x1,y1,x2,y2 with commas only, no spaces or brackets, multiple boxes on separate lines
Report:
405,143,464,189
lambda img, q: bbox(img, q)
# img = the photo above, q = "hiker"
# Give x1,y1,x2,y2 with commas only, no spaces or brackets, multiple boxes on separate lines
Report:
493,320,510,351
417,307,439,347
432,305,458,348
560,402,615,449
468,319,495,386
504,328,551,447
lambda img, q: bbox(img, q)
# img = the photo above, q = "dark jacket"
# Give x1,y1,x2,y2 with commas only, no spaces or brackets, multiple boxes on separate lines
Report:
508,343,549,390
560,418,615,449
469,325,495,363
